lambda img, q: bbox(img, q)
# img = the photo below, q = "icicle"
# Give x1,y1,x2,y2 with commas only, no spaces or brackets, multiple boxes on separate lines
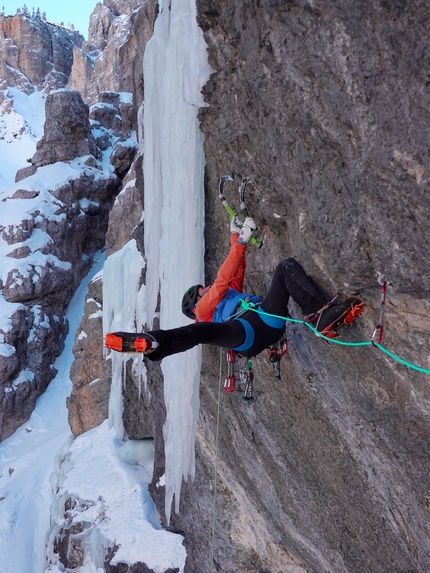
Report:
108,353,126,440
103,239,148,436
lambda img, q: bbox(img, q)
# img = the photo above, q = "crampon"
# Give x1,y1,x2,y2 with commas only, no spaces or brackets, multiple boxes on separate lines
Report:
317,301,365,338
104,332,158,354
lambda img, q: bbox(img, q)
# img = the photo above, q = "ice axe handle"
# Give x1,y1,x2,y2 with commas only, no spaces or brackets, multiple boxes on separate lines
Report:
218,175,262,249
249,234,262,249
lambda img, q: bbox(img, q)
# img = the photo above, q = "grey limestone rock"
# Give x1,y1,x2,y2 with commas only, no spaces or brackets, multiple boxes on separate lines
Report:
67,273,111,437
68,0,158,108
109,140,138,177
0,13,83,92
14,166,36,183
31,89,100,167
163,1,430,572
57,1,430,573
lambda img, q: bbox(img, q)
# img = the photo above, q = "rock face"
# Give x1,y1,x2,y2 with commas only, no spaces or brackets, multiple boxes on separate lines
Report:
0,14,83,93
31,89,99,167
89,91,139,178
154,1,428,572
0,162,120,440
51,1,430,572
104,145,144,257
66,150,143,439
67,272,110,437
68,0,158,107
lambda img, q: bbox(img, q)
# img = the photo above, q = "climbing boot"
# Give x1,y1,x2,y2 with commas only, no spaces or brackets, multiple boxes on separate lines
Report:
105,332,159,354
309,298,364,338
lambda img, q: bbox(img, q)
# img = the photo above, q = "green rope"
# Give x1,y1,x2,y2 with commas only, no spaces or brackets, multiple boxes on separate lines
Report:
239,300,430,376
373,342,430,375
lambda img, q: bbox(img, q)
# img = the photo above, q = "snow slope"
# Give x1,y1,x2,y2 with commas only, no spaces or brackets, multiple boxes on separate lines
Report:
0,253,103,573
0,252,186,573
0,88,45,186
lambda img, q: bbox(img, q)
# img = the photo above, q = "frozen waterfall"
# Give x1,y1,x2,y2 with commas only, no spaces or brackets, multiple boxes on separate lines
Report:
143,0,213,522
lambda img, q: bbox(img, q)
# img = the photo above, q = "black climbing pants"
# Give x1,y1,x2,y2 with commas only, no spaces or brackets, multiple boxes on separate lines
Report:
148,258,328,360
260,256,328,317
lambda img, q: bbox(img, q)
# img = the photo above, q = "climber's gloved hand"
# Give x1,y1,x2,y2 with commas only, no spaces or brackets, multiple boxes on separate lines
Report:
237,217,256,244
230,216,242,235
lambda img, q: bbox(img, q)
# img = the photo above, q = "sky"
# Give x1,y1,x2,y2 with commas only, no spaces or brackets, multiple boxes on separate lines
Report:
0,0,98,39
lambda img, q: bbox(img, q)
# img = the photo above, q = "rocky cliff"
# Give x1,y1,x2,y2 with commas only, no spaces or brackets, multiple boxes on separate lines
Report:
170,1,429,572
0,13,83,93
0,86,122,440
0,5,142,440
3,1,429,572
68,0,158,107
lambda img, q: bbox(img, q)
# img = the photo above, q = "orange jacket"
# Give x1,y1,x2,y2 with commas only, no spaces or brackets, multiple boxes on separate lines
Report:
195,234,246,322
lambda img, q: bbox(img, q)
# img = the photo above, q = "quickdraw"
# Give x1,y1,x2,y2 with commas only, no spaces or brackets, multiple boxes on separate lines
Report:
372,275,387,346
224,349,236,392
223,349,255,403
268,336,288,380
240,357,255,404
218,175,262,249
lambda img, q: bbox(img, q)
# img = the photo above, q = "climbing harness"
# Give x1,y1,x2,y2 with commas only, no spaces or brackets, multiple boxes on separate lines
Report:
218,175,262,249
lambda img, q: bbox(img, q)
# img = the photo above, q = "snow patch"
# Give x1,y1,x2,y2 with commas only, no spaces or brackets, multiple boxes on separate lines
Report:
0,88,45,186
12,368,35,388
47,421,186,573
0,342,16,357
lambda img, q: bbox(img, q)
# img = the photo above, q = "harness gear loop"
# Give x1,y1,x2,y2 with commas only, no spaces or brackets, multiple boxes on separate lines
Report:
372,278,387,346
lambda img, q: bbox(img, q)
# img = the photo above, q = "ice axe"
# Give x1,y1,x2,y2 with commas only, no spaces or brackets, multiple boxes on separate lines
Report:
218,175,262,249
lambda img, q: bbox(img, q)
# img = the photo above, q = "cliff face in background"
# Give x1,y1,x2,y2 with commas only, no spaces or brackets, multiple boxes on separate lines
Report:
0,84,121,440
68,0,157,107
0,5,141,440
0,14,83,93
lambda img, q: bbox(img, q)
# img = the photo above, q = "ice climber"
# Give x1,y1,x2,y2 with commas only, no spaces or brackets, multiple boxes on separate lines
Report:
105,217,363,360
